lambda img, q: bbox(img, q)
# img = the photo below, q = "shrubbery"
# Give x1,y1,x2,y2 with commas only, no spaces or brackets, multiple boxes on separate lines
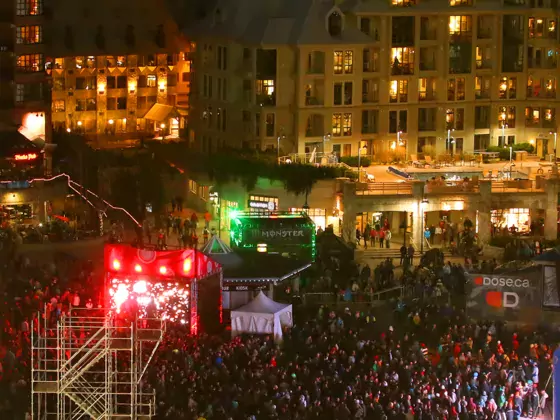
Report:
486,143,535,160
340,156,371,167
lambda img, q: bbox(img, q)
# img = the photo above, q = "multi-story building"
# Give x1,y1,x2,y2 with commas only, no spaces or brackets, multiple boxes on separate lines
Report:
8,0,194,148
9,0,51,151
187,0,560,159
47,0,194,144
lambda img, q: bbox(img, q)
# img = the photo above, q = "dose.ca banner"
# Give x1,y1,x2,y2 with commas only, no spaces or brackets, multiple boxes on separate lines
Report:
467,268,542,322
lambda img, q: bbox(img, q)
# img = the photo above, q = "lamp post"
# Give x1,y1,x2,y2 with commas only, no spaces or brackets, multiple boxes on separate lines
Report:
322,133,331,162
397,130,406,162
277,133,285,162
501,121,508,147
447,128,455,156
550,131,557,161
357,144,367,182
420,197,428,254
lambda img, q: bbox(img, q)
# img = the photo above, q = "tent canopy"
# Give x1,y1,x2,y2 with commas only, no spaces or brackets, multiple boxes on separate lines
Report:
231,292,293,341
234,290,291,314
534,248,560,262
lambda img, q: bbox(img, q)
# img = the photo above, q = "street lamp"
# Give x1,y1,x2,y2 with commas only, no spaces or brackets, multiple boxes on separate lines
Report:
277,133,286,162
357,144,367,182
501,121,508,147
322,133,331,162
549,131,557,161
420,197,429,254
397,130,406,162
447,128,455,156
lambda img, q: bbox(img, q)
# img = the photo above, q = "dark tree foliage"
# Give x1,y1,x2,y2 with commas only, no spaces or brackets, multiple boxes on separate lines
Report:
110,169,140,219
148,142,353,196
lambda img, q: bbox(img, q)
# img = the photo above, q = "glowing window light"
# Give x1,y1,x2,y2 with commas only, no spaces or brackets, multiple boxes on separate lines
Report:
134,264,142,273
159,266,168,275
183,258,192,274
257,243,267,253
133,280,147,294
112,259,121,270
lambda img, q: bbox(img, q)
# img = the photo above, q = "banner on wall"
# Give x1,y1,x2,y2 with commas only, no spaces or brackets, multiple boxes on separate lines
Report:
466,267,542,323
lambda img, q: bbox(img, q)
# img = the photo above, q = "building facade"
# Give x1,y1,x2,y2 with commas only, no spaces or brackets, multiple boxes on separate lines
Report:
8,0,194,147
188,0,560,159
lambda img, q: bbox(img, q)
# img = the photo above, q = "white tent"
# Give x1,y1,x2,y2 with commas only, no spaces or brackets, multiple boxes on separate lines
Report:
230,291,293,342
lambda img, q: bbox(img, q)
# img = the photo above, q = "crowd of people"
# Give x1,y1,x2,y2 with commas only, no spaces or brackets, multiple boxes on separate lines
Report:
0,243,557,420
152,302,556,420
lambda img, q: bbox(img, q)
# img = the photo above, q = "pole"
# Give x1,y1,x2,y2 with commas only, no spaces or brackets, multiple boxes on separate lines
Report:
501,123,506,147
420,204,424,254
357,146,361,182
554,132,557,161
277,136,280,162
447,129,450,154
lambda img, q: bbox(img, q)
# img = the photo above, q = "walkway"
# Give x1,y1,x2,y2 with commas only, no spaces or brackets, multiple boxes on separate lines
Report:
364,160,547,181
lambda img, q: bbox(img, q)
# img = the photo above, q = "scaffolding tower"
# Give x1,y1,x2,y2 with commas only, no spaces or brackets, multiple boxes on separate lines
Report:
31,307,165,420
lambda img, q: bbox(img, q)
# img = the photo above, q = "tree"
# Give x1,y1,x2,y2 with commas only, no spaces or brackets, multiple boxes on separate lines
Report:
110,169,140,220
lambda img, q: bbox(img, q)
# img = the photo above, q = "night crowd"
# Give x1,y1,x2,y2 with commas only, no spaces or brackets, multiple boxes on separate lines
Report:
0,249,556,420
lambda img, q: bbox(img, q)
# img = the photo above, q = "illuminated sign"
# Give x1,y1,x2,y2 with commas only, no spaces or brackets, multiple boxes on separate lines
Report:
248,200,276,211
14,153,38,161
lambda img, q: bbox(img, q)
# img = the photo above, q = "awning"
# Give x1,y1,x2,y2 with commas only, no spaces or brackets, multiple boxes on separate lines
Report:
143,104,179,122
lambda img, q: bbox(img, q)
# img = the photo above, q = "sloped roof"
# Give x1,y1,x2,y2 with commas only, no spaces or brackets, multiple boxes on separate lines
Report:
0,130,42,156
184,0,375,45
233,291,290,314
201,234,233,254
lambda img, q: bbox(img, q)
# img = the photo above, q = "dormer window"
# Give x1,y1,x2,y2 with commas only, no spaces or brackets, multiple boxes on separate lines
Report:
328,12,343,37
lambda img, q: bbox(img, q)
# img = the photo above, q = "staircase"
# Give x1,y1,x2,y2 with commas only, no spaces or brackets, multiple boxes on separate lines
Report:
32,307,164,420
358,247,452,260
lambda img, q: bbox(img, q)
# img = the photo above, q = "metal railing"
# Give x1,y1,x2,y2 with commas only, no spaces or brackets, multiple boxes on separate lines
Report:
356,182,413,195
491,179,545,193
424,181,480,194
302,285,405,306
278,152,339,165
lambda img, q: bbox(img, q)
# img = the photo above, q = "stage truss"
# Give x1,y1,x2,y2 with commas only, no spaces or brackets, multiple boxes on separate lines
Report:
31,307,165,420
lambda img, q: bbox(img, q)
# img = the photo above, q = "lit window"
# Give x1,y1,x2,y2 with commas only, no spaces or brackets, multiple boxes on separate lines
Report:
16,26,42,44
498,106,516,128
343,113,352,136
499,76,516,99
256,79,275,96
449,16,472,35
16,0,43,16
528,17,545,38
16,54,43,72
53,100,65,112
449,0,471,5
545,108,554,121
391,47,414,75
334,51,343,74
147,75,157,87
343,51,353,73
389,80,408,103
332,113,342,136
389,80,398,102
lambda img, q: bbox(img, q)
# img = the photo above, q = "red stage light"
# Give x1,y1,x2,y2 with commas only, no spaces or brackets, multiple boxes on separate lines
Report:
183,258,192,274
134,264,142,273
159,266,168,275
112,259,121,271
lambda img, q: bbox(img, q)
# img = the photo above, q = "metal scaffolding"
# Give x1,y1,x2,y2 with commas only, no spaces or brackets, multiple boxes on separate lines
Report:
31,307,165,420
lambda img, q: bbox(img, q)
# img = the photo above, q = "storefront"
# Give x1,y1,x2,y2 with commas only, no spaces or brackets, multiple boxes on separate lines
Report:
247,195,279,212
491,208,543,233
288,207,341,234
